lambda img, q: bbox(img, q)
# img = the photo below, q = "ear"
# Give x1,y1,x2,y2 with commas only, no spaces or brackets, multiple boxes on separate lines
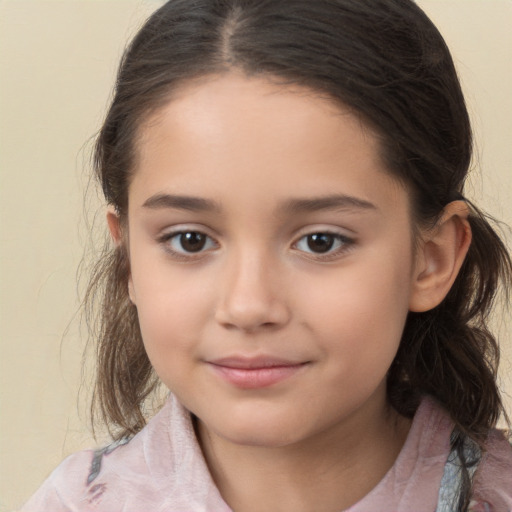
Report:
409,201,472,312
106,208,123,246
106,208,136,304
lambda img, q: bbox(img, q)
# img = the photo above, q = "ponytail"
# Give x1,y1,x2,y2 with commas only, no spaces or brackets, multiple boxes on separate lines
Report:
390,203,511,437
388,203,511,510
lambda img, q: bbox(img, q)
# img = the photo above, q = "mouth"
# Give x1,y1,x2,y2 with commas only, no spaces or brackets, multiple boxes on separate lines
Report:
206,356,310,389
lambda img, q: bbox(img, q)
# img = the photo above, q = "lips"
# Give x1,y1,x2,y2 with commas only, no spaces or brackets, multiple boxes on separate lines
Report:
206,356,309,389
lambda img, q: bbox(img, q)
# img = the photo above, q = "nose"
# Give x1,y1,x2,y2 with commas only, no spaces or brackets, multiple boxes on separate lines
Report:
214,249,291,333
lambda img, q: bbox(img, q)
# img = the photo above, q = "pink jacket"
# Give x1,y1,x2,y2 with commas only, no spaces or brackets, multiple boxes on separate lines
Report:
21,395,512,511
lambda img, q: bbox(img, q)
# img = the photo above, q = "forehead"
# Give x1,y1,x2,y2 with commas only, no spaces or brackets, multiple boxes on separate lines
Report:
131,72,407,214
138,72,376,157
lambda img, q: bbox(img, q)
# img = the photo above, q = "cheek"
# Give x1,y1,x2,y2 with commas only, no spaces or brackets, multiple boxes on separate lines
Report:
133,284,208,388
302,248,413,362
129,254,214,360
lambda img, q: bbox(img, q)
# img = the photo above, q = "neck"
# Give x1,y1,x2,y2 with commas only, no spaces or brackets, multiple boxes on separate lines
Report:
197,390,411,512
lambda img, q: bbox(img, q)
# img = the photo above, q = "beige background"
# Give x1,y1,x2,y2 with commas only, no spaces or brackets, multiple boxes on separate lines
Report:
0,1,511,510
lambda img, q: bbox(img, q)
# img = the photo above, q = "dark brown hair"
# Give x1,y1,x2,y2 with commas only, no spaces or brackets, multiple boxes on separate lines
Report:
86,1,512,508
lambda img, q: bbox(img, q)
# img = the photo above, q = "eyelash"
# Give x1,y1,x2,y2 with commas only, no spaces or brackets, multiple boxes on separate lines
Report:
292,232,355,261
157,230,218,261
157,229,355,262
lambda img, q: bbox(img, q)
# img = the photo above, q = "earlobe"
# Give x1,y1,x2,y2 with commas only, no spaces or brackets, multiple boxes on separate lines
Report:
409,201,472,313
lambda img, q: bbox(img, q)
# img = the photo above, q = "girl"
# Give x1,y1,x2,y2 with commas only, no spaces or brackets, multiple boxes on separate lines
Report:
21,0,512,511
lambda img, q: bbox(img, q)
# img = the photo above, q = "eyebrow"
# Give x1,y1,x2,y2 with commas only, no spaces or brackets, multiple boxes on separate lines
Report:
142,193,222,213
141,193,376,214
280,194,377,214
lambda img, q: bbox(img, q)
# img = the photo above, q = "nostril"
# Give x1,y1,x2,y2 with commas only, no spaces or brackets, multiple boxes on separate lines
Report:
215,304,291,332
214,264,292,331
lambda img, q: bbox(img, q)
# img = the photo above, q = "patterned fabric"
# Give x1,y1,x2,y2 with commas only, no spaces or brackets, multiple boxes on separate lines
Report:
20,395,512,512
87,437,131,485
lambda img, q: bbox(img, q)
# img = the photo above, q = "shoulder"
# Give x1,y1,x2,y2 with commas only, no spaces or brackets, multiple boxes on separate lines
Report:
19,401,172,511
438,426,512,511
20,431,164,511
19,395,230,512
19,449,96,511
472,428,512,509
416,398,511,511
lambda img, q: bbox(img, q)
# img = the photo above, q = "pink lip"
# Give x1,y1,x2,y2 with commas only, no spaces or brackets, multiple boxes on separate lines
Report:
207,356,309,389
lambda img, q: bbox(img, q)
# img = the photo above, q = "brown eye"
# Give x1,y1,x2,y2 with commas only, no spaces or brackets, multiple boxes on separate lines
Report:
162,230,216,255
179,232,207,252
306,233,335,253
294,231,354,258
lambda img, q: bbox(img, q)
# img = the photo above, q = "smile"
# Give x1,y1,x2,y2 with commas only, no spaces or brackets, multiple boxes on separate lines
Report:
206,356,310,389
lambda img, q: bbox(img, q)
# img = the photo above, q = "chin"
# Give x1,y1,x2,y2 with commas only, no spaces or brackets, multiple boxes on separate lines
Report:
208,412,310,448
220,428,300,448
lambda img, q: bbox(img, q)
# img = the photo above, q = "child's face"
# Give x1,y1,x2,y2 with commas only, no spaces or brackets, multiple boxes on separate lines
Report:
124,73,418,447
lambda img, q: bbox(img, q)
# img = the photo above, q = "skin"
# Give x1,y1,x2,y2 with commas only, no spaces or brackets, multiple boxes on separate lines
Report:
108,72,471,511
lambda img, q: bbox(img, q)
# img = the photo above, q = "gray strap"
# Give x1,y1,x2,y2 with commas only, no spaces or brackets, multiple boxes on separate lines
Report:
436,435,480,512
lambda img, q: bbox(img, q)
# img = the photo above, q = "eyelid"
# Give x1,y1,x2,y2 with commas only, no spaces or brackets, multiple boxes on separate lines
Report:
291,227,356,261
155,224,356,262
157,223,217,240
292,224,355,238
157,224,219,260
